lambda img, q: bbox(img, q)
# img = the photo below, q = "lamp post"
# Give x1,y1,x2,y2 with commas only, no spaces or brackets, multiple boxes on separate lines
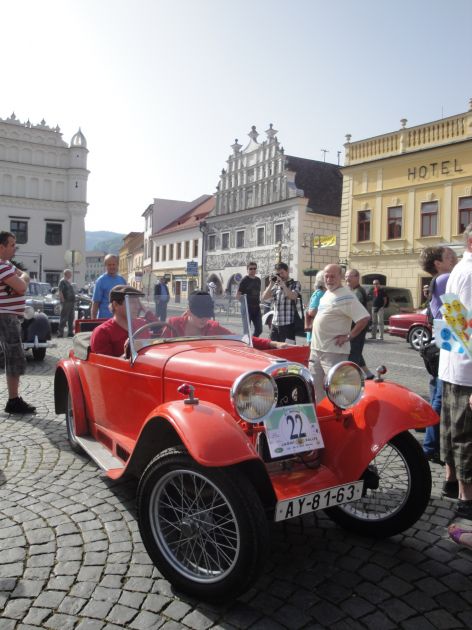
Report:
199,220,208,290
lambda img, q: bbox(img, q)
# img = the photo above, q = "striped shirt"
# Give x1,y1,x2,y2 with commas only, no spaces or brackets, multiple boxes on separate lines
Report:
0,260,25,316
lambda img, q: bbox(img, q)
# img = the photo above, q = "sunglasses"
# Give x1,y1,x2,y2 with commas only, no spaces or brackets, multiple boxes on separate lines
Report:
248,267,257,270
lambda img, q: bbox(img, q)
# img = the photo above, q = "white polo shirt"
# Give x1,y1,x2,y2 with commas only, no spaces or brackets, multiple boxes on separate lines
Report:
312,286,369,354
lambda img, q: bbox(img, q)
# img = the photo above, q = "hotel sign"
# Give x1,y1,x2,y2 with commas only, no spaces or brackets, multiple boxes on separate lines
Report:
408,159,463,180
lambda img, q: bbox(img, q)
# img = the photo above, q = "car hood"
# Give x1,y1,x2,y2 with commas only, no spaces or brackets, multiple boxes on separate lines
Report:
161,341,278,387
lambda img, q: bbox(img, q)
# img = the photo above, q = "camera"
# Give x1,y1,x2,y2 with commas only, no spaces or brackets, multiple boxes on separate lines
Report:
271,274,279,282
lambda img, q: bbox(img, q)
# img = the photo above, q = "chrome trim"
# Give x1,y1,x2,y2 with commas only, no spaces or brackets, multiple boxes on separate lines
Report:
264,361,316,404
230,370,277,423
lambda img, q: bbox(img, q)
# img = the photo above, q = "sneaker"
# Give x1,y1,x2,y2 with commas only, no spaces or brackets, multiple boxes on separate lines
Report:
425,452,444,465
455,499,472,520
4,397,37,414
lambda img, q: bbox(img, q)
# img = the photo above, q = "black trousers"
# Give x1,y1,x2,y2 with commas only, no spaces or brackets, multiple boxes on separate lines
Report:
348,326,367,368
248,309,262,337
270,323,295,342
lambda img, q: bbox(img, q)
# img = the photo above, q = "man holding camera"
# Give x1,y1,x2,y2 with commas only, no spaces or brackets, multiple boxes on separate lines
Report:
262,262,300,342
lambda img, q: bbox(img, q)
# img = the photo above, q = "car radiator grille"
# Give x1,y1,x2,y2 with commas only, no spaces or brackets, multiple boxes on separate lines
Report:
274,374,311,407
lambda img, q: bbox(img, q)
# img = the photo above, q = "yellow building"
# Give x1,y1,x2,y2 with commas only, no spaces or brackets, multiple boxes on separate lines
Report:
340,100,472,306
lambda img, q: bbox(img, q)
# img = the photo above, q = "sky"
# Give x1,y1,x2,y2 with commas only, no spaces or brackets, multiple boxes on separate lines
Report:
1,0,471,234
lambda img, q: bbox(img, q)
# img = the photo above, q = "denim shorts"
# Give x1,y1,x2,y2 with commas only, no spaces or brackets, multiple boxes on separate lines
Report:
0,315,26,377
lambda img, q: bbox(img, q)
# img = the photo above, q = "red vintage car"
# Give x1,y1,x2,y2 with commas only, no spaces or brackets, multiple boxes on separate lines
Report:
388,312,432,350
55,295,437,602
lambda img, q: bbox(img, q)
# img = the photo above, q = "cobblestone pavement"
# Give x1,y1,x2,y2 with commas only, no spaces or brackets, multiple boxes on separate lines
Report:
1,338,472,629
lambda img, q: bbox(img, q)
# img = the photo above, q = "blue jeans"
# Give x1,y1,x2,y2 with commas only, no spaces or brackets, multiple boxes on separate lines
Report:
423,377,442,455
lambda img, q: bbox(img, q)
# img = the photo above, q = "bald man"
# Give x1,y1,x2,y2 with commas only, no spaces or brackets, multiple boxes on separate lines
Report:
310,264,370,397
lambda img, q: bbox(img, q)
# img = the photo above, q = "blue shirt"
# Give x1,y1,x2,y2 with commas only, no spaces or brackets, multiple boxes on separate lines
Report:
92,273,127,318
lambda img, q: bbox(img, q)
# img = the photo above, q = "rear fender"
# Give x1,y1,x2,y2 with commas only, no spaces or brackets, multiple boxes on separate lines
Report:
317,380,438,480
54,360,88,436
126,400,260,477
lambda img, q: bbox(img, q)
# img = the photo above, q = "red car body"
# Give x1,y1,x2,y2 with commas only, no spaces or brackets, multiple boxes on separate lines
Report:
388,312,432,350
55,315,437,601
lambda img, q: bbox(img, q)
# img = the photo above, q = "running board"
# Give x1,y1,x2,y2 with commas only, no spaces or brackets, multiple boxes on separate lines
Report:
76,435,125,471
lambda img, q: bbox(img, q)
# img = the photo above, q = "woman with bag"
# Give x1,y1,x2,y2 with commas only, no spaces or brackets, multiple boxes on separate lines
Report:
305,271,326,342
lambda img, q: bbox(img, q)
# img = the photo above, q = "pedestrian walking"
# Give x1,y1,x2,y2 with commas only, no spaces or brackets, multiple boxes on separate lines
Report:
438,225,472,520
345,268,374,379
91,255,126,319
154,277,170,321
310,264,370,397
57,269,76,337
0,230,36,414
236,262,262,337
370,280,388,340
262,262,301,343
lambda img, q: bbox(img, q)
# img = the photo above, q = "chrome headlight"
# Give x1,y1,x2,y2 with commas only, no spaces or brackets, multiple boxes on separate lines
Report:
325,361,364,409
231,371,277,423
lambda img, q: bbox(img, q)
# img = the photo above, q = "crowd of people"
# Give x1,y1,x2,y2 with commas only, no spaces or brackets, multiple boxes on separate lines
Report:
3,225,472,552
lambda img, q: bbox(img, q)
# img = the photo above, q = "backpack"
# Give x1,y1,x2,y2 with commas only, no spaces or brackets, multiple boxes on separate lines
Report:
425,276,437,326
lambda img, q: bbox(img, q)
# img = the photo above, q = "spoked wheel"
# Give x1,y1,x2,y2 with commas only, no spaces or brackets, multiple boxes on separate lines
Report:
65,391,85,454
326,431,431,538
137,448,269,601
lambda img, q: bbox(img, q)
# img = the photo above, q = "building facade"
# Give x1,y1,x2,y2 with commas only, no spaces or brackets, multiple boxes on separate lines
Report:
0,113,88,286
205,125,342,301
85,251,106,284
151,195,214,302
340,100,472,306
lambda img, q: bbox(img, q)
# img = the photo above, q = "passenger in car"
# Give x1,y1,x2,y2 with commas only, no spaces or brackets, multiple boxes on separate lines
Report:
90,285,151,357
167,291,288,351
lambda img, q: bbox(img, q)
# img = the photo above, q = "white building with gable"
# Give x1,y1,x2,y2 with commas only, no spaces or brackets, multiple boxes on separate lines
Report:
0,113,88,286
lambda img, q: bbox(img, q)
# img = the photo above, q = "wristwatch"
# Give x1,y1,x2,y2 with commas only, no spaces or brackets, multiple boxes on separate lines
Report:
346,334,351,341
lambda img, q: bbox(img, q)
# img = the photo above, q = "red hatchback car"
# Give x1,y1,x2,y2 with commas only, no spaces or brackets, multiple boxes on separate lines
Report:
55,295,437,601
388,312,432,350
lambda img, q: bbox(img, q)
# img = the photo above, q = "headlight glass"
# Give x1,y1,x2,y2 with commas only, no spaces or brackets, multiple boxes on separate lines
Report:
325,361,364,409
231,371,277,422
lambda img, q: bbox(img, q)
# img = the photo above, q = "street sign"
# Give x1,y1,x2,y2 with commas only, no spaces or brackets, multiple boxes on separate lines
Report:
186,261,198,276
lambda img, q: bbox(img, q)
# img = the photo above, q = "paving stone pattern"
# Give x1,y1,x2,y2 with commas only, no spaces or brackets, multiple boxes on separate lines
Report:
1,339,472,628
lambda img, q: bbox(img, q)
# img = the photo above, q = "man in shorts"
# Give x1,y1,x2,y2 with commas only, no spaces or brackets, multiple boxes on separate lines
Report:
0,231,36,414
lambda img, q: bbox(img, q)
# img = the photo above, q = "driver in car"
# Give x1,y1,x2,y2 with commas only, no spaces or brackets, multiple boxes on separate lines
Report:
90,285,153,357
167,291,288,350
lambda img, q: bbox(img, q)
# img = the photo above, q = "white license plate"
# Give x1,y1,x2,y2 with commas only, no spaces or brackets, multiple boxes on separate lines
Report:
275,481,364,522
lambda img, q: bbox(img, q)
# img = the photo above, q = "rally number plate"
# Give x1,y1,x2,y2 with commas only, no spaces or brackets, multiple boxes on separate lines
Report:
275,481,364,522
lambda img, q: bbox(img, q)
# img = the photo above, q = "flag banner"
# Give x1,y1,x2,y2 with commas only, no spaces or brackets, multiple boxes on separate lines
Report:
315,235,337,248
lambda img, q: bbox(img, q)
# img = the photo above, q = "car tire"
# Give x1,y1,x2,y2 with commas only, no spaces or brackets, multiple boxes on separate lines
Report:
408,325,431,351
326,431,431,538
65,391,85,454
137,447,269,602
32,347,46,361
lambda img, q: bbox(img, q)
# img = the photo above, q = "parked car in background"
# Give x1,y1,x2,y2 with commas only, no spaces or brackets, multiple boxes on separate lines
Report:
25,281,61,332
388,312,432,350
21,306,53,361
55,294,436,601
363,285,414,324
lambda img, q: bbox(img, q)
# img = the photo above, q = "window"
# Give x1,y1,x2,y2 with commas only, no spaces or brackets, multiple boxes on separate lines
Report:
459,197,472,233
222,232,230,250
421,201,438,237
155,245,160,262
387,206,402,239
169,244,174,260
357,210,371,242
257,226,265,246
45,222,62,245
193,239,198,257
10,220,28,244
208,234,216,251
162,245,166,261
184,241,190,258
274,223,283,243
236,230,245,248
176,242,181,259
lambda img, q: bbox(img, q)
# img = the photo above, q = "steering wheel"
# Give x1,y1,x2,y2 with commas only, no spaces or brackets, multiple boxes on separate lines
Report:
132,321,180,340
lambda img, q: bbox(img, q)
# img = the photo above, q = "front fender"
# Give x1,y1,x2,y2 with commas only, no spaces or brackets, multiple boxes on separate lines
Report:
134,400,259,469
317,380,438,480
54,359,88,436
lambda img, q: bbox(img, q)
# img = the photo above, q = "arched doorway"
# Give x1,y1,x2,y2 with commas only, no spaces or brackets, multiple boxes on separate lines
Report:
362,273,387,285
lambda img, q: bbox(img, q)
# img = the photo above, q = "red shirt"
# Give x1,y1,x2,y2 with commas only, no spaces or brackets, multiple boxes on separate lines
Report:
90,317,147,357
